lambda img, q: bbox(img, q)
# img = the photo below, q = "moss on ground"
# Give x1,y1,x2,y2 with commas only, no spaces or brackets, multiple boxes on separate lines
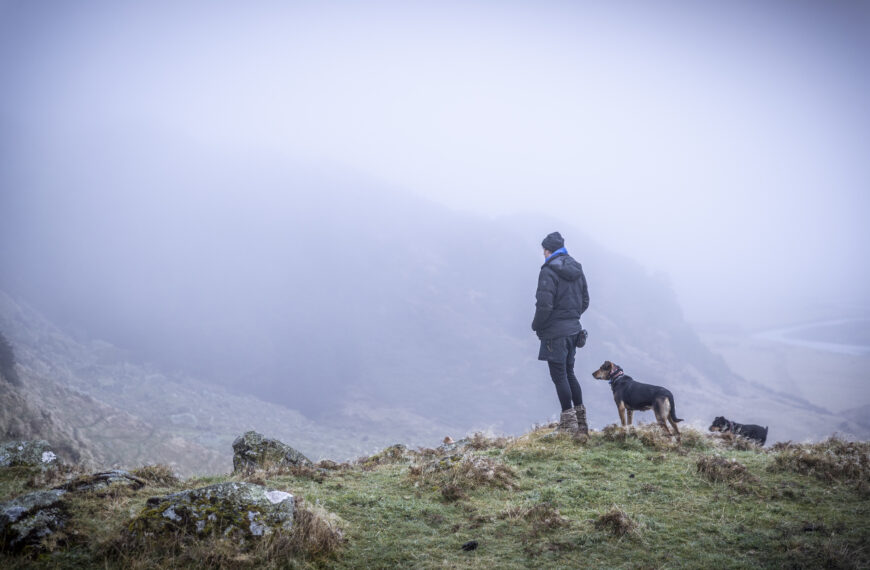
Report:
1,426,868,568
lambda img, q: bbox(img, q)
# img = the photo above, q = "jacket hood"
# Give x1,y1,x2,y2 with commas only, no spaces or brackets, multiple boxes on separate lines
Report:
545,254,584,281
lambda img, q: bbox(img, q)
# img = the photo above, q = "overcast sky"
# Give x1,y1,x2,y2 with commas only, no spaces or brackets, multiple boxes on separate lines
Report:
1,0,868,326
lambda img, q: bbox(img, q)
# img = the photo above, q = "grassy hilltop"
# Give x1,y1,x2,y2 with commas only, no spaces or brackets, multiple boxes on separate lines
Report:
1,425,869,569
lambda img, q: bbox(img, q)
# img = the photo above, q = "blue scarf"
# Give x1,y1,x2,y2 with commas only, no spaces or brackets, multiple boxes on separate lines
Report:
545,247,567,263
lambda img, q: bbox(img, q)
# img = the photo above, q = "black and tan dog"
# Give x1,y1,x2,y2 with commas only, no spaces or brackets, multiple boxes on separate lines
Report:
592,361,683,440
709,416,768,446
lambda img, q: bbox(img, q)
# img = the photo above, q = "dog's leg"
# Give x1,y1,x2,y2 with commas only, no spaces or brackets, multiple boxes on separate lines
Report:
668,415,681,443
626,409,634,425
655,398,672,437
617,402,627,427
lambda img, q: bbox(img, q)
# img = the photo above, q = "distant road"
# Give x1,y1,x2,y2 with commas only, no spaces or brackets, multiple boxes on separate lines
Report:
754,318,870,356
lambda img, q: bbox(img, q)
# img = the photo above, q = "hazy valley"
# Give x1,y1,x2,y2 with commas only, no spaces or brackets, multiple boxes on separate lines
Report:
1,176,866,474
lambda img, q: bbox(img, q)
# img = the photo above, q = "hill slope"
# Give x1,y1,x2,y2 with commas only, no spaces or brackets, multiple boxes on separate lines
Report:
1,426,868,568
0,291,459,475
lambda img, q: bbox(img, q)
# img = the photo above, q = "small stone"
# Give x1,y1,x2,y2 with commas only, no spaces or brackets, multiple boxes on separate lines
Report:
461,540,478,551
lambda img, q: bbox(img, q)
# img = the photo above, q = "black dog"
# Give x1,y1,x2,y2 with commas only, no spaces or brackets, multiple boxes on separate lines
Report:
709,416,768,446
592,361,683,440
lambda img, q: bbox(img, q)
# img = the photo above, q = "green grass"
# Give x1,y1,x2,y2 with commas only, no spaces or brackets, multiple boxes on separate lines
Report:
2,425,869,568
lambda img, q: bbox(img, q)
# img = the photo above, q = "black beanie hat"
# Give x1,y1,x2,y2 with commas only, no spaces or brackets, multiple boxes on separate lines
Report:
541,231,564,252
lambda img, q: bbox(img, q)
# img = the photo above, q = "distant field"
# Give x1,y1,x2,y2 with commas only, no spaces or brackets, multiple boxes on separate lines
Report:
782,319,870,346
698,322,870,416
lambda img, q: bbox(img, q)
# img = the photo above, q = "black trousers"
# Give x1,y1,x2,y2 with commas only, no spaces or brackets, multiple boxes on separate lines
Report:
541,334,583,412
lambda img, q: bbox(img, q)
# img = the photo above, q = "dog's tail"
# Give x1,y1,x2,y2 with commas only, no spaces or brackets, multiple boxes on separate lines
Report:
668,394,683,423
761,426,769,446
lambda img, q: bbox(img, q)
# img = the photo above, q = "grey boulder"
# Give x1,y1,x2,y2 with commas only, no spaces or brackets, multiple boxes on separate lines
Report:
232,431,311,472
0,440,58,468
0,489,67,552
131,482,295,540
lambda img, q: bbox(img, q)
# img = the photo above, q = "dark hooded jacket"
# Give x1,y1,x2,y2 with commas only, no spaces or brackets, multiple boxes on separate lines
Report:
532,251,590,340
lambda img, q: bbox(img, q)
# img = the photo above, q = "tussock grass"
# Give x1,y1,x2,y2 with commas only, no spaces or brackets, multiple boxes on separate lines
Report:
356,444,414,469
595,506,638,537
233,461,332,485
678,427,713,450
285,499,345,558
500,503,569,534
599,422,710,451
130,464,179,487
769,436,870,483
25,463,87,490
713,432,764,451
409,453,517,495
110,498,343,568
696,454,759,493
315,459,352,471
465,432,512,451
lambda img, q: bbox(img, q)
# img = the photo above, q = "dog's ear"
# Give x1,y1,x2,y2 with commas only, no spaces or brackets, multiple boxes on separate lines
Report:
603,361,613,370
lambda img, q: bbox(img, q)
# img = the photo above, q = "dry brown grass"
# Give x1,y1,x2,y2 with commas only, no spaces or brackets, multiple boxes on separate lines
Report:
356,444,415,469
409,453,517,496
286,499,345,558
315,459,352,471
233,461,331,484
697,454,759,493
24,462,87,490
465,432,512,451
109,497,343,568
500,503,569,535
600,423,687,451
594,506,638,537
439,483,466,502
769,437,870,483
711,432,763,451
130,464,179,486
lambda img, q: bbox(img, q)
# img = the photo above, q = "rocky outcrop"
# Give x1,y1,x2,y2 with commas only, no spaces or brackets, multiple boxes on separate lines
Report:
130,482,294,540
57,470,145,494
232,431,311,472
0,440,57,468
0,489,67,552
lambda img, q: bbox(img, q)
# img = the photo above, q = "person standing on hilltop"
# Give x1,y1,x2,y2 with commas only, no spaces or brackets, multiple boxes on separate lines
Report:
532,231,590,440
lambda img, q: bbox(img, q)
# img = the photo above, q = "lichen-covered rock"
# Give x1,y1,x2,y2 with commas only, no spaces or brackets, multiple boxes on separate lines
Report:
0,489,67,552
130,482,294,540
359,444,413,467
0,440,58,468
232,431,311,472
57,470,145,494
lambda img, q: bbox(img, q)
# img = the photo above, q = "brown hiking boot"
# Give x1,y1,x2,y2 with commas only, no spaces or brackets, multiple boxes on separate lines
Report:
574,405,589,436
555,409,582,440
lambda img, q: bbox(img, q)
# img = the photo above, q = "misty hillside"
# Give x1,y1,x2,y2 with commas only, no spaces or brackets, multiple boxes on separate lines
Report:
1,140,866,473
0,291,467,475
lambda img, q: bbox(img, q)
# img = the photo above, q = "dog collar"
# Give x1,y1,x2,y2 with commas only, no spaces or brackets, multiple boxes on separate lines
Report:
608,368,624,384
